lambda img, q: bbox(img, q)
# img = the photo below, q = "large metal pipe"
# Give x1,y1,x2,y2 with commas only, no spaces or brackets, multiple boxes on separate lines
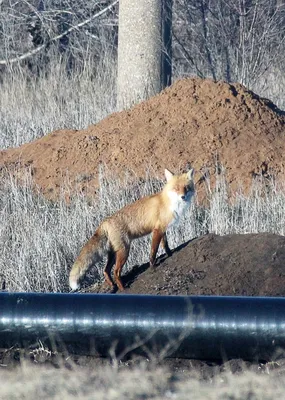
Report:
0,293,285,361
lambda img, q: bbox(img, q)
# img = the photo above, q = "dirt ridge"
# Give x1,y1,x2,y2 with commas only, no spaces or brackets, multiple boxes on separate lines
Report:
1,77,285,197
81,233,285,297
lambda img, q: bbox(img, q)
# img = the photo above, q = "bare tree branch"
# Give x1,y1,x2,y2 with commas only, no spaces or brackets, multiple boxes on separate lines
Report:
0,0,119,65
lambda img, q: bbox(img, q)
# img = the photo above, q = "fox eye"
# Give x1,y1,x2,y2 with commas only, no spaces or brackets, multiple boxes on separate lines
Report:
185,185,191,193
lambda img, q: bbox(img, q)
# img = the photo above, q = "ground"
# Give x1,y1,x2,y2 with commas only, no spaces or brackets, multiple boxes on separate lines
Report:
66,232,285,377
80,233,285,297
2,232,283,377
1,77,285,380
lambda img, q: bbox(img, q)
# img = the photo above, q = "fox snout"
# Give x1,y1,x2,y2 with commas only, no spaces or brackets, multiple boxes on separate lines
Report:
181,191,193,202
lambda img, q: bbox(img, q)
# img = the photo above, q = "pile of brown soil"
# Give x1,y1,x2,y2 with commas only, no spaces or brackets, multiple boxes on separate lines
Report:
1,77,285,197
86,233,285,297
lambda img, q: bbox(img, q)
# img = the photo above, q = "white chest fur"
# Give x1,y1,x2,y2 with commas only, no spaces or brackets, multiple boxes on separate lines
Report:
167,190,191,227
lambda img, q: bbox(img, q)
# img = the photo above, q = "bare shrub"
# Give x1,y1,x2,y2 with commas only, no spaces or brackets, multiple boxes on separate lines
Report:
173,0,285,109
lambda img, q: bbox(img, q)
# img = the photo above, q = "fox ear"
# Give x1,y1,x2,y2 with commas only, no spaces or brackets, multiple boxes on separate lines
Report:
165,168,174,182
187,168,194,180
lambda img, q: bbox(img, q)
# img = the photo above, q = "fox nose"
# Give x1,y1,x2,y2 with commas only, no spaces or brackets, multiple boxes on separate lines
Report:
181,195,186,200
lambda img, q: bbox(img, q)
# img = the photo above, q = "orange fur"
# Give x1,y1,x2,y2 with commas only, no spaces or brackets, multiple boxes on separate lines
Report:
69,168,195,291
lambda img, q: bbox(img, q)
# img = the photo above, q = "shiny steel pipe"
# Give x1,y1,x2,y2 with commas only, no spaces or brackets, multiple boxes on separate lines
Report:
0,293,285,361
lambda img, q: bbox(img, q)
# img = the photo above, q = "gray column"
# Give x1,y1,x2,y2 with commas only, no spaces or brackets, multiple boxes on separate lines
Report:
117,0,172,110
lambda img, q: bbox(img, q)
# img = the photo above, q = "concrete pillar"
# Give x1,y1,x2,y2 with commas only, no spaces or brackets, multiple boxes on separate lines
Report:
117,0,172,110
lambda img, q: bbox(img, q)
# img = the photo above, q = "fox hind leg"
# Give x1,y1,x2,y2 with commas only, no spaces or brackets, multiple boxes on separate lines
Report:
103,251,116,288
114,247,130,291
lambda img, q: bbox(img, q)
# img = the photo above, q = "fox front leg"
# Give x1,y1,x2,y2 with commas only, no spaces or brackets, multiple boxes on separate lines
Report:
149,228,164,268
161,232,172,257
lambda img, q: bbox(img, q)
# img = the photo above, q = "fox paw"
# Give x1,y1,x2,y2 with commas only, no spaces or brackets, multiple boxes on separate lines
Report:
149,262,156,272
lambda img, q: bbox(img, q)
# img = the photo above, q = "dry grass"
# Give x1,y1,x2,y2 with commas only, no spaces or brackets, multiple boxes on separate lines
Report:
1,361,285,400
0,55,116,150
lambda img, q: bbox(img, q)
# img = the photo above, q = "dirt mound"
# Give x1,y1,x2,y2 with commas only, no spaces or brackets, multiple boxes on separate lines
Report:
1,77,285,197
87,233,285,297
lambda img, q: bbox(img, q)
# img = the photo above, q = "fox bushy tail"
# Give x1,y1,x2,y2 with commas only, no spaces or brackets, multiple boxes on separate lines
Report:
69,227,107,290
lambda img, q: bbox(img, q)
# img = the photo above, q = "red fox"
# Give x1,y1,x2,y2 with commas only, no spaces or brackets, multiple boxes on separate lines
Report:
69,168,195,291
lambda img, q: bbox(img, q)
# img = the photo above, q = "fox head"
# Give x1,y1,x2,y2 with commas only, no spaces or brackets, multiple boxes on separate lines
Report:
164,168,195,200
164,168,195,219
